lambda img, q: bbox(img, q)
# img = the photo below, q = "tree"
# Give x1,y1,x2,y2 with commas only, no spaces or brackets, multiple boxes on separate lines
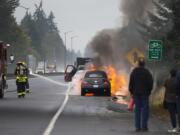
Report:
166,0,180,60
21,1,80,70
21,13,40,59
167,0,180,42
47,11,58,32
0,0,36,61
136,0,174,61
0,0,19,41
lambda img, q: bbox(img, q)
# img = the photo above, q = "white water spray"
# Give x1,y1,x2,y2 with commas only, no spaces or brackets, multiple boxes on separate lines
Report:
31,73,69,87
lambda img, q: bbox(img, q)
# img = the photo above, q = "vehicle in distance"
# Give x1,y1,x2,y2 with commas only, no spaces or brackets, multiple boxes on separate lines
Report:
35,61,45,74
81,70,111,96
46,64,56,73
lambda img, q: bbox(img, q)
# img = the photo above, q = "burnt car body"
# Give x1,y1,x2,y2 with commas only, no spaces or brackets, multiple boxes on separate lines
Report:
81,70,111,96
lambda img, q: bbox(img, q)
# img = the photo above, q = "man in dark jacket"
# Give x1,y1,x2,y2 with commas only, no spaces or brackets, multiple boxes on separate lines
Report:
22,62,30,93
175,61,180,132
129,58,153,132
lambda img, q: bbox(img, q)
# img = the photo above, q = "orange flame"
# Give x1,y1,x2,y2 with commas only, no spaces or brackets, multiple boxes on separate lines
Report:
105,66,127,96
86,63,96,71
87,64,128,96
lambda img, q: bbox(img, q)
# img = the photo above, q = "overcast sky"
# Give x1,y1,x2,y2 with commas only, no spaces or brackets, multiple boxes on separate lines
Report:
15,0,120,54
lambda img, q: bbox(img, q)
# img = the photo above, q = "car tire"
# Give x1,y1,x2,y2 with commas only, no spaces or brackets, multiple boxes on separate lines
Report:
105,89,111,97
81,89,86,96
0,82,4,99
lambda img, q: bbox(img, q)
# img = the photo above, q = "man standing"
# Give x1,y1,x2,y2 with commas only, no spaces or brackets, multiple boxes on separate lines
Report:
129,58,153,132
22,62,30,93
175,61,180,132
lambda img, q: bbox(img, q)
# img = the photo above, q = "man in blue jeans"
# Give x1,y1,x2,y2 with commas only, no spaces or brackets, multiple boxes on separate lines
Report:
175,62,180,132
129,58,153,132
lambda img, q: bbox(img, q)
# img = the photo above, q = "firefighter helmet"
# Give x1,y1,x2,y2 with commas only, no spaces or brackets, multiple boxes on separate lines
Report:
22,62,27,66
17,61,23,66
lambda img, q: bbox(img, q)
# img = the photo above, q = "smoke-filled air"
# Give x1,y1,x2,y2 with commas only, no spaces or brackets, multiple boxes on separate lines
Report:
85,0,154,71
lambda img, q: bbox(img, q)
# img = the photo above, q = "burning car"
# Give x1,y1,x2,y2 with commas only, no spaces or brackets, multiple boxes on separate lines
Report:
81,70,111,96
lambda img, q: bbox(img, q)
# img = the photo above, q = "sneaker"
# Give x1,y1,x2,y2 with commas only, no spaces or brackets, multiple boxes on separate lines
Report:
175,128,180,133
135,128,141,132
142,128,148,132
168,128,177,133
26,89,30,93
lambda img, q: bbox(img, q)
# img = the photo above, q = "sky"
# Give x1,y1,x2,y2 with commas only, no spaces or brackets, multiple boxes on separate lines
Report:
15,0,120,54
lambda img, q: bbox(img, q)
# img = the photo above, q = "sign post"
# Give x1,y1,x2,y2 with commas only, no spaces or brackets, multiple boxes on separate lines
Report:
148,40,163,89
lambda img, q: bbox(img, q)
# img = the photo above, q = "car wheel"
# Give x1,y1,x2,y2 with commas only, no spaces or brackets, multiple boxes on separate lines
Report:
0,82,4,99
105,89,111,97
81,89,86,96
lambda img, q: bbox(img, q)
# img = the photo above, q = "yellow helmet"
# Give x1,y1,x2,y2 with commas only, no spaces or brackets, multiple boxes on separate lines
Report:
17,61,23,65
22,62,27,66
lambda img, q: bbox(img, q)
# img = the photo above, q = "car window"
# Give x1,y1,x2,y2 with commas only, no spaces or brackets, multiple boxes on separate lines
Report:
66,66,74,73
85,72,107,78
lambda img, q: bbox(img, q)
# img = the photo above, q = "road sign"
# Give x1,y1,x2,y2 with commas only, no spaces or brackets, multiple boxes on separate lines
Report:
148,40,162,61
126,48,145,66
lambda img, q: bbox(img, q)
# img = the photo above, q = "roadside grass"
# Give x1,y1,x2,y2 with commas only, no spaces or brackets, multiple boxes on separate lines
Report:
150,87,169,120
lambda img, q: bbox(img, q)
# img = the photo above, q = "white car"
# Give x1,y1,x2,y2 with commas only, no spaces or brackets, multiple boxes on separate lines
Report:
35,68,44,74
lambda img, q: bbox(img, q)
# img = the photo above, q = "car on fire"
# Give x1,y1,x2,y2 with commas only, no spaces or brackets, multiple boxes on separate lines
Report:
81,70,111,96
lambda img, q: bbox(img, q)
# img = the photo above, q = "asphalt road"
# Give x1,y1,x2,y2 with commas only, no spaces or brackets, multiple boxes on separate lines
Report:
0,75,171,135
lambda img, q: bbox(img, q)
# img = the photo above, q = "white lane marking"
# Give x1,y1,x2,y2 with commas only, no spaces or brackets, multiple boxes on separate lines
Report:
30,73,71,135
43,84,72,135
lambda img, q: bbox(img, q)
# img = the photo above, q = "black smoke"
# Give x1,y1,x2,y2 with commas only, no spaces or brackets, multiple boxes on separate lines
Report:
85,0,154,71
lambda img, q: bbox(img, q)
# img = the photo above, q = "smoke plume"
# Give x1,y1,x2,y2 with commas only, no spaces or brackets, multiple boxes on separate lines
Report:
85,0,154,71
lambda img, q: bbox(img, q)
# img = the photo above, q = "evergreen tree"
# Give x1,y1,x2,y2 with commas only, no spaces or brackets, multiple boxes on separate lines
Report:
21,1,80,69
167,0,180,60
47,11,58,32
0,0,19,41
136,0,174,61
0,0,36,62
21,13,40,58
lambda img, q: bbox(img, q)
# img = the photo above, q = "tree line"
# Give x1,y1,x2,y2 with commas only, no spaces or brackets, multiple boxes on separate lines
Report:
1,0,180,68
0,0,81,70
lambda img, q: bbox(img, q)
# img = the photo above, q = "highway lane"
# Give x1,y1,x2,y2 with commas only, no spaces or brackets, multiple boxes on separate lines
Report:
0,76,67,135
0,75,171,135
51,96,170,135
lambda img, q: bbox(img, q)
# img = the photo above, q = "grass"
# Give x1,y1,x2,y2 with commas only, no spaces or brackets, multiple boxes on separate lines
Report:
150,87,169,120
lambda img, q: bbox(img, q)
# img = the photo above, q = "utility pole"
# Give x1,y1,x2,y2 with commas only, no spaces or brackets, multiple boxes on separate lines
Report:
71,36,78,65
64,31,72,71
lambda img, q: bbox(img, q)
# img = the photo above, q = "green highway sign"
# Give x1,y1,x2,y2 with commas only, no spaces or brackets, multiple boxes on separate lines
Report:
148,40,163,61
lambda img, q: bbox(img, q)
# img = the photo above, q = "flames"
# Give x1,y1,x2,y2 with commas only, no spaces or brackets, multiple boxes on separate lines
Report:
88,64,128,96
105,66,127,96
71,63,128,96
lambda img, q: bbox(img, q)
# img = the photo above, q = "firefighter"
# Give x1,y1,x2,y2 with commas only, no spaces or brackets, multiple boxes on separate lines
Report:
14,62,27,98
22,62,30,93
